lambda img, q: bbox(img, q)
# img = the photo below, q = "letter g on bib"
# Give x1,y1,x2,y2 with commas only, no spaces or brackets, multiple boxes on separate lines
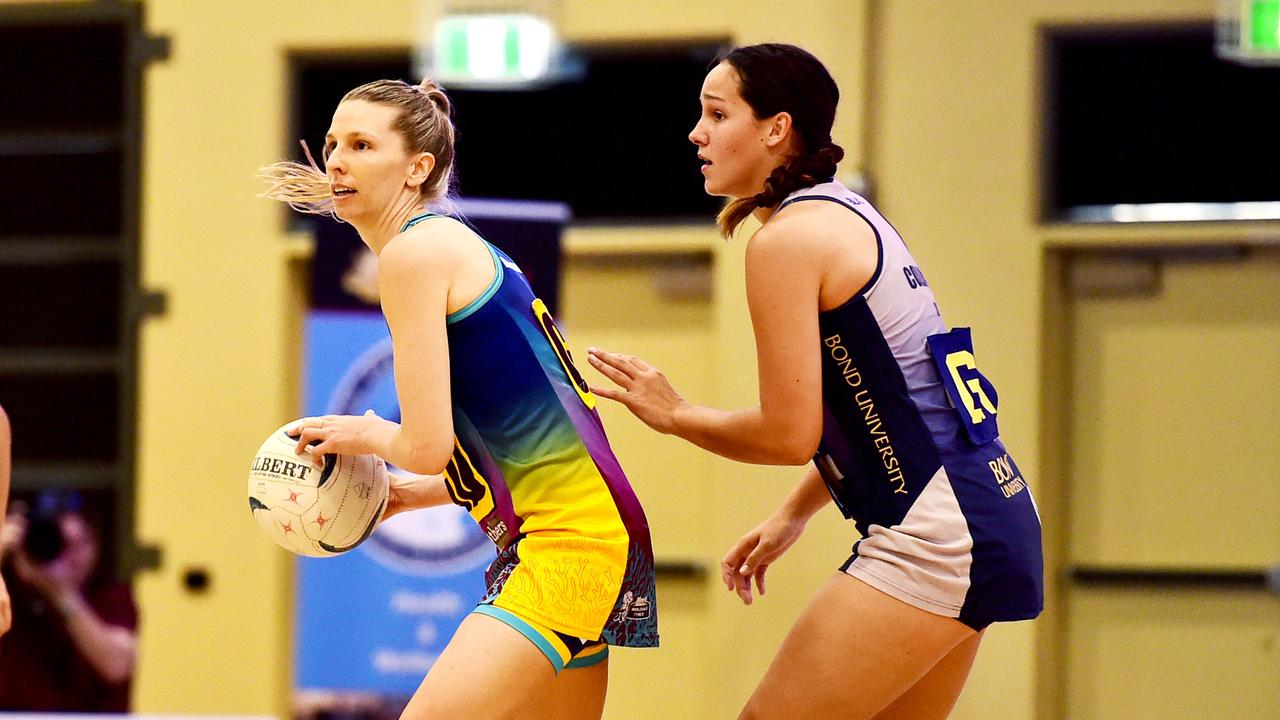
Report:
926,327,1000,446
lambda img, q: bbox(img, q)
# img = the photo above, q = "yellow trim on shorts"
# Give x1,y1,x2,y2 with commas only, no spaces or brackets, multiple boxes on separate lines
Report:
565,642,609,669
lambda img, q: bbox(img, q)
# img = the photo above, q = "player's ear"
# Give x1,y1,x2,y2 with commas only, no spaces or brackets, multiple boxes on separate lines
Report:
407,152,436,189
762,112,793,150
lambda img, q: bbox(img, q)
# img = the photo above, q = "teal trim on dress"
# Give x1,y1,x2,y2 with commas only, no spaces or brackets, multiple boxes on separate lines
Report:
472,604,565,673
446,241,503,325
400,211,442,233
397,211,503,325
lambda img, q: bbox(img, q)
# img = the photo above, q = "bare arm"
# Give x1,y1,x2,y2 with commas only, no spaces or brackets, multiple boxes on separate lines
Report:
775,463,835,522
11,542,137,683
721,464,833,604
366,235,457,474
53,590,136,684
383,470,454,520
293,230,460,475
589,213,836,465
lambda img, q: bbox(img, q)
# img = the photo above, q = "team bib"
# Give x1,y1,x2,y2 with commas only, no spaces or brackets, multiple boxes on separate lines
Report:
926,327,1000,446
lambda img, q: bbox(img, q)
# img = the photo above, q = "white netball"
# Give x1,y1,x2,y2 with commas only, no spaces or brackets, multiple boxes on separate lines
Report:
247,422,388,557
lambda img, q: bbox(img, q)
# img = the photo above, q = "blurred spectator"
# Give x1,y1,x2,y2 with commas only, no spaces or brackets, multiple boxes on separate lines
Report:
0,405,10,637
0,489,138,710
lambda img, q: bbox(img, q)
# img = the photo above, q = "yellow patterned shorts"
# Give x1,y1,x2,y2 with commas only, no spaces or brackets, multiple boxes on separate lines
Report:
480,533,629,643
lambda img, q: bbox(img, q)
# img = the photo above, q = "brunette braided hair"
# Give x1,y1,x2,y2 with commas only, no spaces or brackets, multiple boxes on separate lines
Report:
715,44,845,237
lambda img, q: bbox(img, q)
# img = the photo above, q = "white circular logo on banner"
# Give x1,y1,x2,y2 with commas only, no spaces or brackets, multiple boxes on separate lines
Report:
327,336,494,576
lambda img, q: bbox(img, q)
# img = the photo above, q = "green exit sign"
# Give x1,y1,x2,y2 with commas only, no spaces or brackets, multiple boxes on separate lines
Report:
433,14,554,86
1249,0,1280,52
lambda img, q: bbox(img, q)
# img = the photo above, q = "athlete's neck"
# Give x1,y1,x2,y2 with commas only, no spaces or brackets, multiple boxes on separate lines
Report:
353,194,425,254
752,204,777,226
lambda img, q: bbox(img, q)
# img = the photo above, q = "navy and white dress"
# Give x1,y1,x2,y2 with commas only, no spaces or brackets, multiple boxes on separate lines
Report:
782,181,1044,630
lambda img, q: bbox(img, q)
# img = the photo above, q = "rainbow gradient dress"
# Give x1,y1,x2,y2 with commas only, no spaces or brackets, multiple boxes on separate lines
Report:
405,212,658,648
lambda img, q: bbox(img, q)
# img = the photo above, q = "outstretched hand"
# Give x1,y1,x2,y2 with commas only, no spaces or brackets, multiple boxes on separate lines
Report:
721,512,808,605
586,347,684,434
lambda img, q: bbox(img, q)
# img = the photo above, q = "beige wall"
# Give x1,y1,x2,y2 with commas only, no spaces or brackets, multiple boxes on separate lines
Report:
131,1,869,716
870,2,1268,718
28,0,1250,717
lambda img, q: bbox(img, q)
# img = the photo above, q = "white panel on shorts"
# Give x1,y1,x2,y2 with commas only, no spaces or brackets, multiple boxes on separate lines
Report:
845,466,973,617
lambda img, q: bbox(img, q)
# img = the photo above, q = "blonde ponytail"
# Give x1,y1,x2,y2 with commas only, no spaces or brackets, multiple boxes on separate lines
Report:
418,78,452,116
257,141,334,216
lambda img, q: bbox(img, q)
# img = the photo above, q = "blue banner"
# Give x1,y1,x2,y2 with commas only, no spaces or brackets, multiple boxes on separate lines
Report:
296,311,493,694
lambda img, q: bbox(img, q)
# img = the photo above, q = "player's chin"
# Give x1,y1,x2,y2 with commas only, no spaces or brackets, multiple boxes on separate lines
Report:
331,197,364,221
701,178,733,199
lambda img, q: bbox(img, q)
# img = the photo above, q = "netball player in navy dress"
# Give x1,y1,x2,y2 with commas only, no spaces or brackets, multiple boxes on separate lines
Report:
589,44,1043,719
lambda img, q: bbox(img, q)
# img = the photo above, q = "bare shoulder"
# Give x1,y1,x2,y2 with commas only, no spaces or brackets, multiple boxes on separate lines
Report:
380,216,480,275
770,198,872,244
749,199,868,264
749,198,879,306
387,216,474,258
